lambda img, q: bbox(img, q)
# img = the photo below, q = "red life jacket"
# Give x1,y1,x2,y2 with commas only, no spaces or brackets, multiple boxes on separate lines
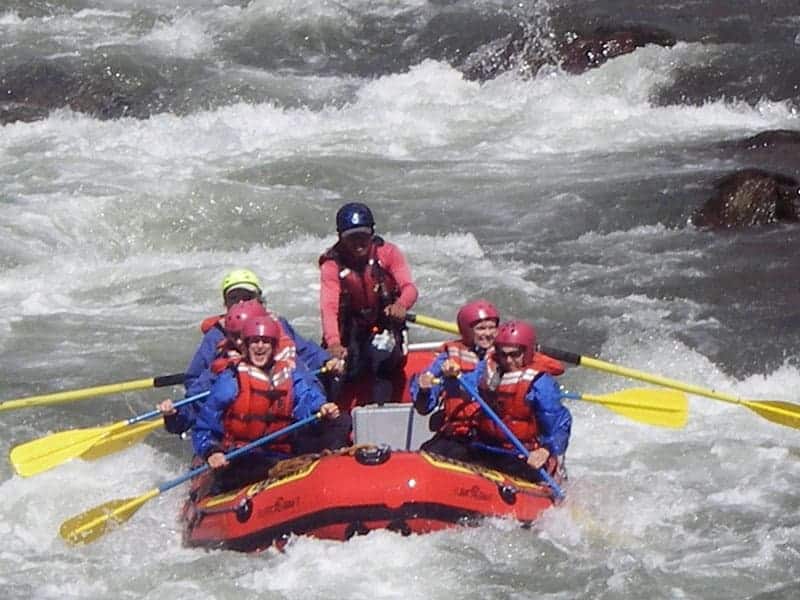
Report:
532,353,565,376
221,360,295,454
476,358,542,450
200,314,224,334
438,340,482,437
319,236,399,332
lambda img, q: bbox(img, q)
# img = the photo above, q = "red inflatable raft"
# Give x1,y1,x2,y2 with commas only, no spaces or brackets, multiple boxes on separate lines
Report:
181,447,556,551
180,342,559,551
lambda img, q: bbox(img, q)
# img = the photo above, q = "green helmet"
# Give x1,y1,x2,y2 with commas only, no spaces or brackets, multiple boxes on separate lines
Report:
221,268,262,299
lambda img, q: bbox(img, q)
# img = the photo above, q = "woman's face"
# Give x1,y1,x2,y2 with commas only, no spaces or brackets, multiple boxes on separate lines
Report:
472,319,498,349
245,336,274,367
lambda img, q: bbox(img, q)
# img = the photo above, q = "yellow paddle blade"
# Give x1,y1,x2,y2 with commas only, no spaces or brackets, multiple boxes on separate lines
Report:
577,355,800,431
9,419,161,477
743,400,800,430
10,423,125,478
79,420,162,461
580,388,688,429
60,490,159,545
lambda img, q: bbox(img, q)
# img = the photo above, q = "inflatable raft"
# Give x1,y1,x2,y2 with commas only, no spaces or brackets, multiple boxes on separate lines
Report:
181,446,556,551
180,342,558,550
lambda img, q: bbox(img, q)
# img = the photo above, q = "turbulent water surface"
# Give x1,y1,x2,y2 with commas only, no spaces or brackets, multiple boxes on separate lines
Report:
1,1,799,599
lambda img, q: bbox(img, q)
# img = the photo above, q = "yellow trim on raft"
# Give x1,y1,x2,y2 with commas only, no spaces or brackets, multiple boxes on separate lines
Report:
199,458,322,508
199,449,551,508
420,451,550,494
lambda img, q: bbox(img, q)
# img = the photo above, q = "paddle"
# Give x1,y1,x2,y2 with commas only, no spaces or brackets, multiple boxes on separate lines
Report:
562,388,688,429
0,373,186,412
10,391,210,478
541,346,800,431
60,412,322,546
456,376,565,501
406,312,459,335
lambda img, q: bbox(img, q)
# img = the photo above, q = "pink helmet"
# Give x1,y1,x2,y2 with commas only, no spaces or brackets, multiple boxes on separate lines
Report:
225,299,268,337
242,315,281,343
456,299,500,343
494,320,537,364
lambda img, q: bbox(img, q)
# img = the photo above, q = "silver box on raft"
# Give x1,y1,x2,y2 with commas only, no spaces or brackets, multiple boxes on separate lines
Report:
351,404,434,450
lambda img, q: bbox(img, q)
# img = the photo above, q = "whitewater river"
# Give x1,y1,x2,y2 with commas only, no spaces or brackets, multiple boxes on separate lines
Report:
1,1,799,598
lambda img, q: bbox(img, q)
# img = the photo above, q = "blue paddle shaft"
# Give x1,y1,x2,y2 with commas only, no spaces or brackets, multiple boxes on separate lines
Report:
457,376,565,501
126,391,211,426
157,412,321,493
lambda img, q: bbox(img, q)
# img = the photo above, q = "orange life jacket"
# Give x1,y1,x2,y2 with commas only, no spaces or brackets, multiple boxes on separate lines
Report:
200,314,224,334
438,340,482,437
319,236,399,332
532,352,565,376
221,360,295,454
476,358,542,450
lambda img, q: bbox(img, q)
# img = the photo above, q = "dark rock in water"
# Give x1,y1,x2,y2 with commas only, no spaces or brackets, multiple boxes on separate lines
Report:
736,129,800,150
459,23,676,82
459,27,547,82
0,103,50,125
559,25,676,74
0,55,169,123
692,168,800,228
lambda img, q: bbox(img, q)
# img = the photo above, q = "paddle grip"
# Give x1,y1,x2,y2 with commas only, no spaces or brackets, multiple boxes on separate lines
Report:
154,373,186,387
127,391,211,425
538,346,581,366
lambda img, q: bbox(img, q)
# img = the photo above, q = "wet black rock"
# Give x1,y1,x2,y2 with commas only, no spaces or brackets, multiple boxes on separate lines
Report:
459,23,676,82
692,168,800,228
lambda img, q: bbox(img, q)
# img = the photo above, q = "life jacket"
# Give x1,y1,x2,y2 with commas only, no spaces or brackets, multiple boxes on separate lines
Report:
319,236,399,333
532,353,565,376
200,314,225,335
476,357,542,450
437,340,482,438
221,360,295,454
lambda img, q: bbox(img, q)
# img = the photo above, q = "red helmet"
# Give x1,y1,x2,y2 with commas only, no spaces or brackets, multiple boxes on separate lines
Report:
242,316,281,343
494,320,537,364
225,299,268,337
456,299,500,343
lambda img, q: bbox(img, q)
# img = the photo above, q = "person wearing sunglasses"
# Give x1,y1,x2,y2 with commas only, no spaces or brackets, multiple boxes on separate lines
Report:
319,202,418,406
468,320,572,482
192,316,347,494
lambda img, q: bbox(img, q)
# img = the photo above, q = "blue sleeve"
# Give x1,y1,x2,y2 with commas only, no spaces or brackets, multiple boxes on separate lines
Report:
527,374,572,456
191,370,238,458
409,351,448,414
291,368,326,420
184,328,224,393
279,317,331,372
165,369,219,435
458,359,487,393
163,407,195,435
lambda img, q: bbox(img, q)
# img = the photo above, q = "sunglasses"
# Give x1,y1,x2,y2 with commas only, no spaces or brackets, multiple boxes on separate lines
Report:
245,336,274,345
496,348,524,359
225,290,258,304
